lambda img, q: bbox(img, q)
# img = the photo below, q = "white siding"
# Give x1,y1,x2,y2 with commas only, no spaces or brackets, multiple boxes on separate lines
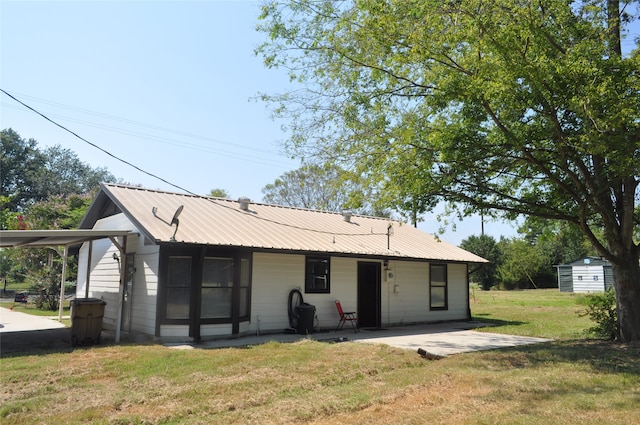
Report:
384,260,429,325
79,227,470,338
249,254,360,333
159,324,189,338
128,241,159,335
76,237,121,330
250,253,305,332
572,265,605,293
308,256,357,330
249,254,470,335
77,213,159,334
380,261,468,325
443,263,470,320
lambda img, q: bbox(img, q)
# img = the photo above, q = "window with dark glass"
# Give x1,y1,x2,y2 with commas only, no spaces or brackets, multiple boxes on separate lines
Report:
430,264,448,310
201,257,233,319
166,256,191,319
305,256,330,293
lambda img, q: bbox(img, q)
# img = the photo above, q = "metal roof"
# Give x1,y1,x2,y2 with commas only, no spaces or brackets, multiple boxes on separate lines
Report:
0,229,135,248
558,257,612,267
80,184,488,263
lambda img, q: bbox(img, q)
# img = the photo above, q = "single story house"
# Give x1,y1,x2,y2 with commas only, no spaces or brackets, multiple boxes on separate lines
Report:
556,257,614,293
76,183,487,341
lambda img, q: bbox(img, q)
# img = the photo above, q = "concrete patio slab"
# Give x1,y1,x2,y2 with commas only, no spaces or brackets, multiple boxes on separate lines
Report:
168,321,552,356
0,306,551,357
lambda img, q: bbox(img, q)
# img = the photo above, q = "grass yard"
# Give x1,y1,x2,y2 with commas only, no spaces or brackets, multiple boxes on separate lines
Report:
3,302,71,317
1,289,639,425
470,287,595,339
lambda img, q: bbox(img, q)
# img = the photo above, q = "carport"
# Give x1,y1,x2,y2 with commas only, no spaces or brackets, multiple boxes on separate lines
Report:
0,229,136,343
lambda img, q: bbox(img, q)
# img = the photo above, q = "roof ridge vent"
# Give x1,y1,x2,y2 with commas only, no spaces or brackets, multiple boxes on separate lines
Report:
238,196,251,211
342,210,353,222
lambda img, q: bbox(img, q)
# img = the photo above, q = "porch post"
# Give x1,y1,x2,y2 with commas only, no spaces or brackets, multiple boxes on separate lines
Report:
110,235,128,344
57,246,68,322
85,240,93,298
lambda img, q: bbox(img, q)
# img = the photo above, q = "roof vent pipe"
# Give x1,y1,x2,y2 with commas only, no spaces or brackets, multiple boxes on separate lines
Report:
342,210,352,222
238,197,251,211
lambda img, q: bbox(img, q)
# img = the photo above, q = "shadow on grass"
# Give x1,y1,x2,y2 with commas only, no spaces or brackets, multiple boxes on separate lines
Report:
0,328,74,358
490,339,640,375
472,314,526,328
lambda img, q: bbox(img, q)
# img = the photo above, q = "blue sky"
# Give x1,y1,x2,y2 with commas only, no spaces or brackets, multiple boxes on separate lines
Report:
1,0,299,199
2,1,637,245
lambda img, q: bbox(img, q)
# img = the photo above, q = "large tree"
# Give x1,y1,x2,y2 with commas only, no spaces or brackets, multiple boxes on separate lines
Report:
460,234,502,290
262,163,390,215
256,1,640,341
1,128,46,213
1,128,115,217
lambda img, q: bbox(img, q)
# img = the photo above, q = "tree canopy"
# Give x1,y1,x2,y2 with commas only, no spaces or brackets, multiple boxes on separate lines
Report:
256,0,640,341
1,129,117,306
460,234,502,290
1,128,115,218
209,188,231,199
262,163,391,216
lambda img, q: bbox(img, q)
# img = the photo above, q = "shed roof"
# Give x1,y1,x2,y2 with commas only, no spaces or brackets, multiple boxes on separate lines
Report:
80,184,487,263
559,257,612,267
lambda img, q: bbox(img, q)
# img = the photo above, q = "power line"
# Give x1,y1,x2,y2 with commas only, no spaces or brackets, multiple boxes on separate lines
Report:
1,88,198,196
1,94,293,168
3,91,286,158
2,89,395,237
3,101,293,169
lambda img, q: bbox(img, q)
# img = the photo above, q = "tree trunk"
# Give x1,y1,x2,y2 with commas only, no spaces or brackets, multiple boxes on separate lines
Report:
611,252,640,343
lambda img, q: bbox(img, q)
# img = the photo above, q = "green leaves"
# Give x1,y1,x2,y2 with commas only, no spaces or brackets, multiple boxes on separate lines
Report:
256,2,640,341
257,0,638,233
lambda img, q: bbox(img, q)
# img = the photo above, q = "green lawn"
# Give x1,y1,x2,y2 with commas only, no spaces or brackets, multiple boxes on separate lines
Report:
1,289,638,425
470,287,594,339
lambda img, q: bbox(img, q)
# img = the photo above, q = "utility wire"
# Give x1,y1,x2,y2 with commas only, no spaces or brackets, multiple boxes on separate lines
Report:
3,102,292,168
2,89,397,238
2,91,288,157
2,95,293,168
1,88,198,196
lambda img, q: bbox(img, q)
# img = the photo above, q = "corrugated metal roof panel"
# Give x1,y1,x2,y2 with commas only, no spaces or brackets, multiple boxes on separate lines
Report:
98,184,487,263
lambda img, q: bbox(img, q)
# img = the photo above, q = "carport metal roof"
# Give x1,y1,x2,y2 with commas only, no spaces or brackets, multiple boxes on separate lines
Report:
0,229,134,248
0,229,136,343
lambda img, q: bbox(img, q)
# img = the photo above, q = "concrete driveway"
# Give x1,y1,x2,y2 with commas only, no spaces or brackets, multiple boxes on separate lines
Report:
0,307,71,356
0,307,67,332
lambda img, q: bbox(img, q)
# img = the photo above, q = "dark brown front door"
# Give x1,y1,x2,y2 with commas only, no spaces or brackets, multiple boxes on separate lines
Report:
357,261,381,328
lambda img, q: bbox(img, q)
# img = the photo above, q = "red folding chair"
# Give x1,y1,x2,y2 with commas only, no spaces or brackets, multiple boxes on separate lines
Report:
335,300,359,332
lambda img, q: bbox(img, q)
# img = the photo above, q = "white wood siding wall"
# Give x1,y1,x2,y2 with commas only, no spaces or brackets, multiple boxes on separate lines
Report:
383,261,468,325
77,213,159,334
384,260,428,325
444,263,470,320
249,254,469,334
77,238,120,330
127,240,159,335
79,233,470,337
306,256,357,330
250,253,305,332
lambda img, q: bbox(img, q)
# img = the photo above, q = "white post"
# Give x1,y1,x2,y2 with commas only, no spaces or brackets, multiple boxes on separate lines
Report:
58,246,68,322
112,236,127,344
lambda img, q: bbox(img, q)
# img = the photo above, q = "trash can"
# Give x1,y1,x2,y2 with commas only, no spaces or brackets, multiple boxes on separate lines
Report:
71,298,106,346
296,303,315,335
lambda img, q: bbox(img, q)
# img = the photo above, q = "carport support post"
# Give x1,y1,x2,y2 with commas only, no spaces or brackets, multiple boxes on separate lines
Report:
85,240,92,298
110,236,127,344
57,246,68,322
